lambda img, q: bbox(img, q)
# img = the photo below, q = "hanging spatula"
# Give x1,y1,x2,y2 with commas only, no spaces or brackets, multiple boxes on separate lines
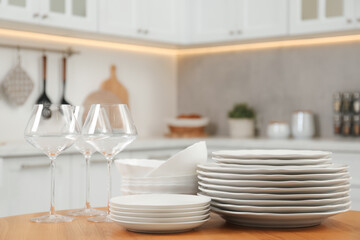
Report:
36,55,52,118
60,56,71,105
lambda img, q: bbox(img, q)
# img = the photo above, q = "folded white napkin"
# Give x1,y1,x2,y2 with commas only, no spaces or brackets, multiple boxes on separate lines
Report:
145,141,208,177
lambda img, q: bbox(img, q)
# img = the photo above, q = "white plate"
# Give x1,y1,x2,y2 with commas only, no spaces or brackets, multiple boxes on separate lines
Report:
110,212,210,223
213,157,332,166
212,150,332,159
198,193,350,206
110,194,210,209
110,208,210,218
110,204,210,213
111,216,210,233
212,206,349,228
197,170,349,181
199,181,350,194
199,186,349,200
211,201,351,213
198,175,350,187
198,163,348,174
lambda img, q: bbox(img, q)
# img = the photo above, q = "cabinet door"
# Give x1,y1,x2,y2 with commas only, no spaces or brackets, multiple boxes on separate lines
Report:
137,0,183,43
39,0,97,32
98,0,139,37
290,0,354,34
0,155,71,217
354,0,360,27
189,0,243,43
241,0,287,39
0,0,39,23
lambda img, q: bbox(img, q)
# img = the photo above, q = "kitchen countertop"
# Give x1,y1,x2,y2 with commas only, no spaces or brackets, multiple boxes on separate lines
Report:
0,210,359,240
2,137,360,158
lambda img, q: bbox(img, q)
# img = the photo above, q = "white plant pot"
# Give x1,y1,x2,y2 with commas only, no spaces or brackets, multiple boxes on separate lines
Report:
228,118,255,138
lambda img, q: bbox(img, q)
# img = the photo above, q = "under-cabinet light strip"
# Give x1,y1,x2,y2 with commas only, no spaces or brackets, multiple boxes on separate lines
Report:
1,28,360,56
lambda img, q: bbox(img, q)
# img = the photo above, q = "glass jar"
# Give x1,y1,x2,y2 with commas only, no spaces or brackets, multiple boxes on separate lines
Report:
353,115,360,136
333,114,342,135
342,114,352,136
342,92,352,113
353,92,360,114
333,92,342,113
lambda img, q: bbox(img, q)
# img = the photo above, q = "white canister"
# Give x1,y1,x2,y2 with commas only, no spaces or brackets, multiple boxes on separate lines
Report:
267,121,290,139
228,118,255,138
291,111,315,139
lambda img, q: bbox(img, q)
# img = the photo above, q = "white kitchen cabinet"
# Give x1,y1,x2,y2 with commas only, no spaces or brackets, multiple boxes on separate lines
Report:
0,155,71,217
98,0,184,43
0,0,39,23
289,0,354,34
70,152,130,209
39,0,97,32
0,0,97,32
354,0,360,27
188,0,287,44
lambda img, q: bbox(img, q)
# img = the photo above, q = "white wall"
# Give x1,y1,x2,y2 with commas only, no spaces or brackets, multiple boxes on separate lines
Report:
0,36,177,142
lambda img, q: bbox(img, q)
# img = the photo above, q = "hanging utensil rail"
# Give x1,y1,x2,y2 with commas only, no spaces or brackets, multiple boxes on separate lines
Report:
0,43,79,56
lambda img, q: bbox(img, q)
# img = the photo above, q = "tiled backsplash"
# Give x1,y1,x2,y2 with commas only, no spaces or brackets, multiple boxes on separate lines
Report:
177,43,360,138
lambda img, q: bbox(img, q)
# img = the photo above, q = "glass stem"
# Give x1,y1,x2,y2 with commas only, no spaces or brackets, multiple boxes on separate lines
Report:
85,155,91,209
50,158,56,216
106,159,112,215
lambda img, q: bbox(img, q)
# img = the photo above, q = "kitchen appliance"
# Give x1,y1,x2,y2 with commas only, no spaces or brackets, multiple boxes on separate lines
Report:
266,121,290,139
100,65,129,106
60,57,70,105
35,55,52,118
291,111,315,139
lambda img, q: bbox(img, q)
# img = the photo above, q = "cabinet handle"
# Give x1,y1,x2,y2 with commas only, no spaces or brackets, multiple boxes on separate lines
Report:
33,13,39,18
357,18,360,22
20,163,50,169
42,14,48,19
237,30,242,34
137,29,142,33
229,31,234,35
91,159,105,164
347,19,352,23
143,29,149,35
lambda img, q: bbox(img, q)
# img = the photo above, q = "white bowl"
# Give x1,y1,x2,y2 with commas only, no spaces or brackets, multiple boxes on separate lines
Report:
166,118,209,127
114,159,163,177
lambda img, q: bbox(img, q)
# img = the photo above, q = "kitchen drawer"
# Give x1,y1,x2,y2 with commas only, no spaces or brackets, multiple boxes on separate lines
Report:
0,155,71,217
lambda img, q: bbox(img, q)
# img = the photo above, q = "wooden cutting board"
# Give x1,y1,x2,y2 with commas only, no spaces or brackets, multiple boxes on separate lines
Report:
100,65,129,107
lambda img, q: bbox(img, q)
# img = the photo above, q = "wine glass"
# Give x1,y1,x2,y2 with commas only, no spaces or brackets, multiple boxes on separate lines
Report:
82,104,137,222
67,106,106,217
24,104,80,223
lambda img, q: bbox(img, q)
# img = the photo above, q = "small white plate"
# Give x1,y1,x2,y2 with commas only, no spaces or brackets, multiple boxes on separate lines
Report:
110,208,210,218
198,193,350,206
213,157,332,166
199,186,349,200
110,212,210,223
111,216,210,233
197,170,349,181
198,163,348,174
212,206,349,228
199,181,350,194
198,175,350,187
110,204,210,213
212,150,331,159
211,201,351,213
110,194,210,209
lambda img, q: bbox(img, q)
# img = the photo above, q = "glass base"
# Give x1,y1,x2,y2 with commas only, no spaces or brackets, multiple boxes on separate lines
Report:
88,214,112,223
67,208,106,217
30,214,74,223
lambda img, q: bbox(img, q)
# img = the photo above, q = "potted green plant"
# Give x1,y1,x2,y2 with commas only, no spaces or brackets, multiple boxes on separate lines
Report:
228,103,255,138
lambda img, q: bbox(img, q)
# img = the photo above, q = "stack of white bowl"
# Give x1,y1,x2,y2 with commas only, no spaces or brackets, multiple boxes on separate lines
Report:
115,159,198,195
198,149,351,228
110,194,211,233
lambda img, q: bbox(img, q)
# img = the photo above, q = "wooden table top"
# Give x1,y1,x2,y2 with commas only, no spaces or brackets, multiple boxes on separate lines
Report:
1,210,360,240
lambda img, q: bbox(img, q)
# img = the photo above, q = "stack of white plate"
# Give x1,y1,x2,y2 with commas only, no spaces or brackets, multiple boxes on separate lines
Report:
198,150,351,228
110,194,211,233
